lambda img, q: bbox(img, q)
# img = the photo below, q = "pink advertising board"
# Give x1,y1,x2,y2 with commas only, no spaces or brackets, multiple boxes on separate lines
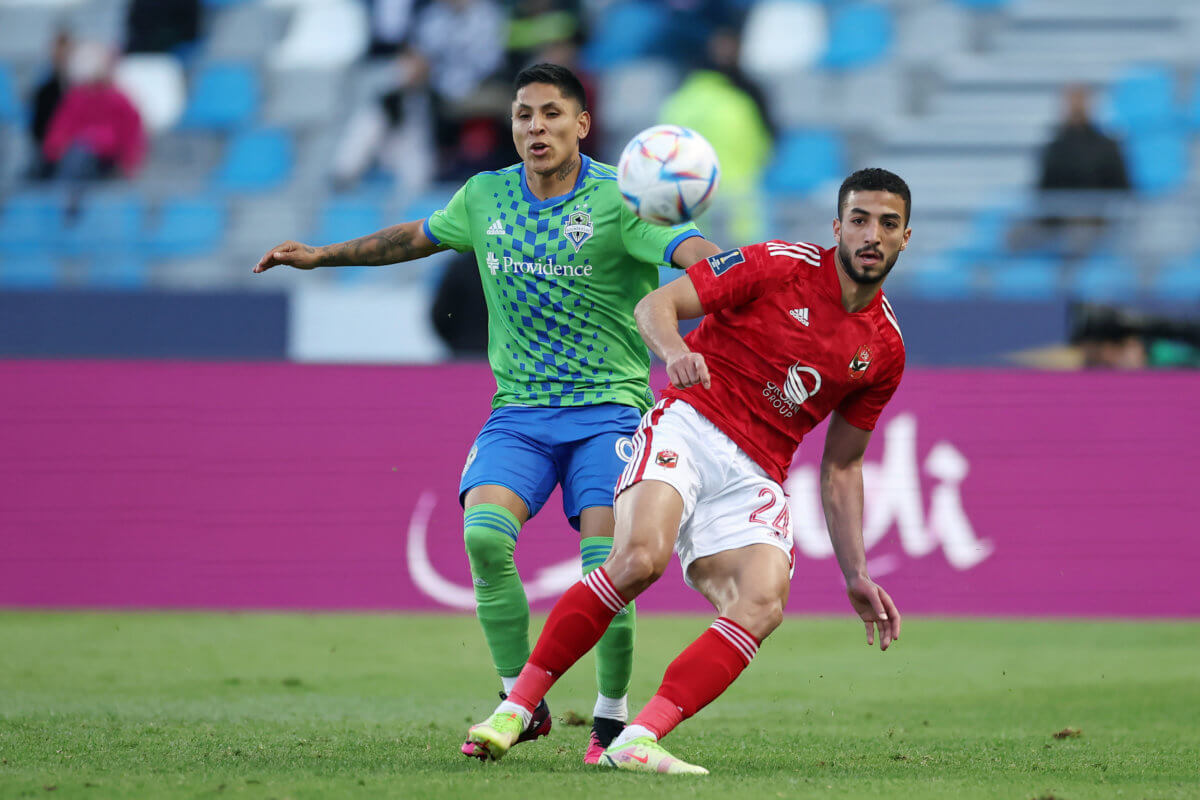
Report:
1,361,1196,617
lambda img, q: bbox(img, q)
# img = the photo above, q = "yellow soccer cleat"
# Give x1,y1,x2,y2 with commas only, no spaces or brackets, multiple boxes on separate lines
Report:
463,711,525,762
600,736,709,775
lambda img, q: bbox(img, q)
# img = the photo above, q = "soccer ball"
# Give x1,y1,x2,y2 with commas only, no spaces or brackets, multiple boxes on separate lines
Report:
617,125,721,226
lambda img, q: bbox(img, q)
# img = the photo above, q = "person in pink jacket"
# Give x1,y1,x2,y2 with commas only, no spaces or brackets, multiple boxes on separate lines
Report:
42,41,146,209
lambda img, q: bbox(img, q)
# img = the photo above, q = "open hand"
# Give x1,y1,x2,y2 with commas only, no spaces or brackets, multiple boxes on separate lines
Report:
846,575,901,651
254,241,322,273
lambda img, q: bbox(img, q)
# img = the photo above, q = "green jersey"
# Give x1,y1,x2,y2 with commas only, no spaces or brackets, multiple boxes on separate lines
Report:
424,155,703,412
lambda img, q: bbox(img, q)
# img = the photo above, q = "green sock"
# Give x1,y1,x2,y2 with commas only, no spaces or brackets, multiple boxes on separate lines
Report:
581,536,635,705
463,504,529,679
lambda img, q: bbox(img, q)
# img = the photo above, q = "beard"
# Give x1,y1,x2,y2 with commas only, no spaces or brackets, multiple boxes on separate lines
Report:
837,241,899,285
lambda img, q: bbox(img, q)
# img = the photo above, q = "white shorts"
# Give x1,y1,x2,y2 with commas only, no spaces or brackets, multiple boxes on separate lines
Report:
615,399,796,588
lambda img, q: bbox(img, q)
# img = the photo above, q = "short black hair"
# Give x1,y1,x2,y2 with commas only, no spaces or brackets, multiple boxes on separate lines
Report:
512,63,588,113
837,168,911,224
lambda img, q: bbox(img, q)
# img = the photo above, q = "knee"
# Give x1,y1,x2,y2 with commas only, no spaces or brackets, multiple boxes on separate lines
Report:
732,595,786,642
605,543,670,597
463,525,514,571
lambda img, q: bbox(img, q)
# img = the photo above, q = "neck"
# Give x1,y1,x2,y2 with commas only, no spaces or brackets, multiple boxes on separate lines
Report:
526,154,581,200
834,251,882,313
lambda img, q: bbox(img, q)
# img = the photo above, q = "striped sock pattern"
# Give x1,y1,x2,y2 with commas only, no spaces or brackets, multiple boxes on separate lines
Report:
583,568,627,613
642,617,762,737
710,617,759,666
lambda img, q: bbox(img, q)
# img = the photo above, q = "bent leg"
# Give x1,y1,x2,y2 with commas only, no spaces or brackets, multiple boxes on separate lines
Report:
622,545,791,742
503,480,682,715
579,507,635,729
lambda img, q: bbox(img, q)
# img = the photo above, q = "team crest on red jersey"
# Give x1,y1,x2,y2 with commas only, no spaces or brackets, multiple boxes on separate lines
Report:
849,345,872,379
655,450,679,468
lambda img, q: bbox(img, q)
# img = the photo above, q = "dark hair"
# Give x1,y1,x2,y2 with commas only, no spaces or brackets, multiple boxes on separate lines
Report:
837,168,911,224
512,63,588,112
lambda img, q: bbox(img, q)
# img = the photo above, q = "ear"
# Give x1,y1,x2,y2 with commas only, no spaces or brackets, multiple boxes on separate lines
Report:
900,227,911,251
577,110,591,141
832,217,842,244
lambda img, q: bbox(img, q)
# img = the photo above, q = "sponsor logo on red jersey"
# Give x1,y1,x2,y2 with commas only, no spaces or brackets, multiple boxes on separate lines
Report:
849,345,872,379
655,450,679,468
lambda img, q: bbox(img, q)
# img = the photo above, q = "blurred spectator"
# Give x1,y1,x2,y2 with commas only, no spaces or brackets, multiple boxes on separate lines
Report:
28,31,72,180
506,0,582,73
43,42,147,212
430,252,489,356
659,24,775,243
367,0,421,56
1021,85,1131,257
125,0,201,55
1070,303,1200,369
332,0,506,193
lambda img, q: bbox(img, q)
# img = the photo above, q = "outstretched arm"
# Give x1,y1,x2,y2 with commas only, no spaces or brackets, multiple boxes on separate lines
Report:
634,274,710,390
254,219,443,272
821,412,901,651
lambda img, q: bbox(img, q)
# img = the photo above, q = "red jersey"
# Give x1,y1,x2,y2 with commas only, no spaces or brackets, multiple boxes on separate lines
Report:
662,241,905,483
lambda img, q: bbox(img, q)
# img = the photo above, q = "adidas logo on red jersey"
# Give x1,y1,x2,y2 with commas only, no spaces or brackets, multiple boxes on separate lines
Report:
789,308,810,326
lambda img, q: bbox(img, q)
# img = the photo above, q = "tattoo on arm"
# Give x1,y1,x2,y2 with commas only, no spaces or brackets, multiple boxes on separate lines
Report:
320,225,420,266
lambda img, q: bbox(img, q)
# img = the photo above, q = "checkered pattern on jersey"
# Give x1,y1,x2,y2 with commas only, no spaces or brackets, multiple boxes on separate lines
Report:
486,171,613,407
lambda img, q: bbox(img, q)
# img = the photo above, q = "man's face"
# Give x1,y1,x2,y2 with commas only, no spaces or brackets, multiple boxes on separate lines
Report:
511,83,589,176
832,190,911,286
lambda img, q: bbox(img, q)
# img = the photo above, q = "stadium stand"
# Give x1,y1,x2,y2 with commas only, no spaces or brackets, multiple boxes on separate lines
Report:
0,0,1196,333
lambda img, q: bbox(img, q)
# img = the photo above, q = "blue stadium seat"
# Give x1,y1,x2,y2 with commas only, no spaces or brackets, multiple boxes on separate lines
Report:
1105,65,1177,133
581,1,669,70
0,64,20,123
763,130,845,195
1187,78,1200,131
83,255,150,288
821,3,894,70
1070,254,1140,301
1150,260,1200,302
0,252,61,288
0,192,66,253
313,196,386,247
896,252,979,300
1124,130,1189,196
147,195,227,258
988,256,1061,300
179,62,259,131
950,0,1012,8
60,196,146,257
215,128,293,191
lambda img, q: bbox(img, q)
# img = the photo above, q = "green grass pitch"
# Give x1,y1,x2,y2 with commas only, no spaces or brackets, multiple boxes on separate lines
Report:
1,612,1197,799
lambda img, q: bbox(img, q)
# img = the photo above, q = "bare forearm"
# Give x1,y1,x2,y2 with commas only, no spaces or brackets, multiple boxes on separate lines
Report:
635,294,690,363
820,461,869,582
317,223,431,267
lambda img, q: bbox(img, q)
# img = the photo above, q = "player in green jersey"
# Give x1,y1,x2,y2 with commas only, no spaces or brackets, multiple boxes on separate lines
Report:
254,63,721,763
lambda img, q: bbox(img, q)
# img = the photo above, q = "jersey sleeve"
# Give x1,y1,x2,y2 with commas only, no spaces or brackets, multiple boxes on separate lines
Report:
619,203,702,267
686,240,795,313
837,352,905,431
423,183,473,253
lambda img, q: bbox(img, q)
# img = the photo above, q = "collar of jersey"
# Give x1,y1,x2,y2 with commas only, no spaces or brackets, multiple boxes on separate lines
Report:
518,154,592,211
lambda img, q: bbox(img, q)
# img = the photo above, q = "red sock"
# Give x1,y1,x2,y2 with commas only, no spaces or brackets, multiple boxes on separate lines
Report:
633,617,760,739
507,568,627,713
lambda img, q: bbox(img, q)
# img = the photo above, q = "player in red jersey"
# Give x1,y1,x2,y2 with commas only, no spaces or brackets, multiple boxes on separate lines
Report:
463,168,910,774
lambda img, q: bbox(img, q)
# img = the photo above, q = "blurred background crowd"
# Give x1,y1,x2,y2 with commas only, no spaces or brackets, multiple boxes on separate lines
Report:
0,0,1198,367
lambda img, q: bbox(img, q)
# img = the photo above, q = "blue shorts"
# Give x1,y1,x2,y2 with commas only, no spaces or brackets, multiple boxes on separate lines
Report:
459,404,641,530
